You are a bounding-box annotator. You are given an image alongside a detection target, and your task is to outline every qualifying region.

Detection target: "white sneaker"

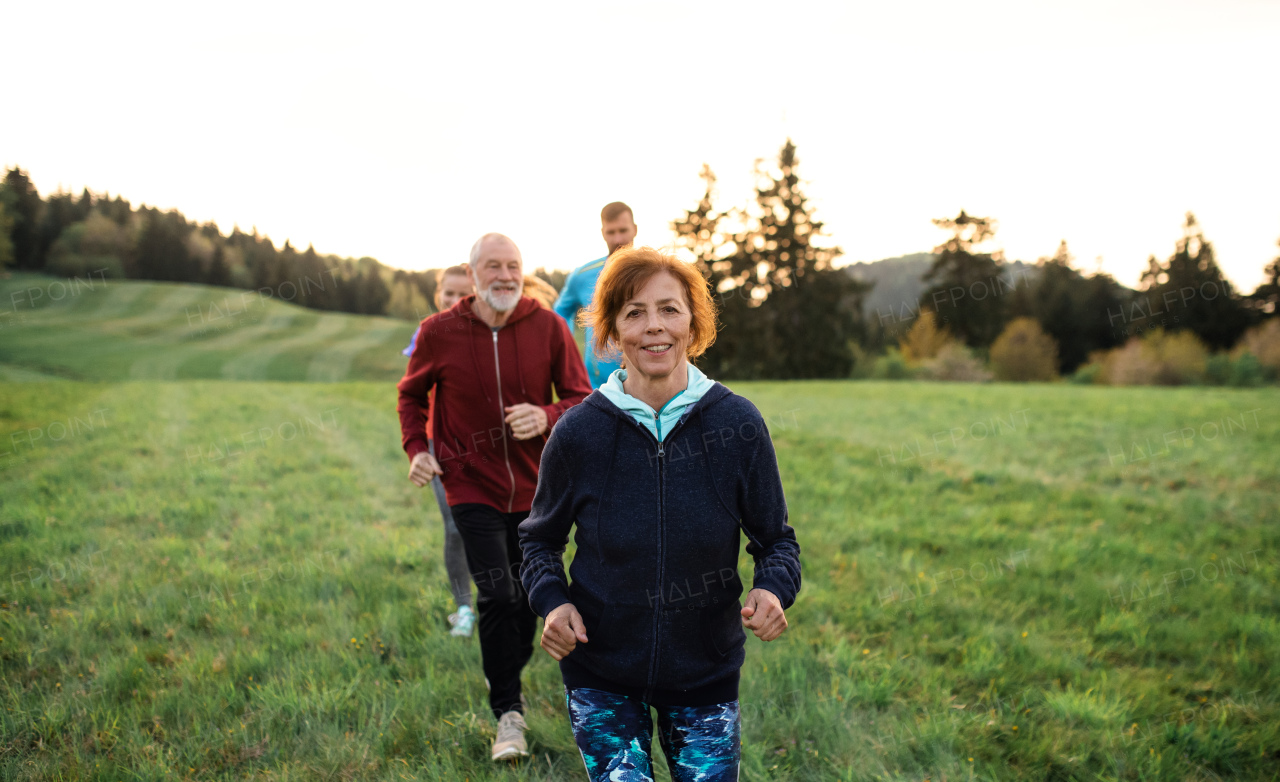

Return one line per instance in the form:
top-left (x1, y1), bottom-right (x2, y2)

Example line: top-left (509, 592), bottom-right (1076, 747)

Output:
top-left (448, 605), bottom-right (476, 637)
top-left (492, 710), bottom-right (528, 761)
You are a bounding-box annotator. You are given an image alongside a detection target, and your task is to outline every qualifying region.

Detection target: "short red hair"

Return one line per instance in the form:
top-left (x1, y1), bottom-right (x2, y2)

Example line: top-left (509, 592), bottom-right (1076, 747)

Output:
top-left (583, 246), bottom-right (717, 363)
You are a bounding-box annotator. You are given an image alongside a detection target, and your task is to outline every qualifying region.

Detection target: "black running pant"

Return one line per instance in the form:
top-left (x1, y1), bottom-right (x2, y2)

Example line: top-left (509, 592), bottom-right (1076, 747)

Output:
top-left (449, 502), bottom-right (537, 718)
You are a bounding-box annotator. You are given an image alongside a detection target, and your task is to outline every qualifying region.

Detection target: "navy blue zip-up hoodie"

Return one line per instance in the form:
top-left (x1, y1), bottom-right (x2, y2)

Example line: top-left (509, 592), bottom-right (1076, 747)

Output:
top-left (518, 381), bottom-right (801, 703)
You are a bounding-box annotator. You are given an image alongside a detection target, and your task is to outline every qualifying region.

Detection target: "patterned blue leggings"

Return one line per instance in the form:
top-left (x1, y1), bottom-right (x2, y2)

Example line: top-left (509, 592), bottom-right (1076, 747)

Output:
top-left (565, 687), bottom-right (741, 782)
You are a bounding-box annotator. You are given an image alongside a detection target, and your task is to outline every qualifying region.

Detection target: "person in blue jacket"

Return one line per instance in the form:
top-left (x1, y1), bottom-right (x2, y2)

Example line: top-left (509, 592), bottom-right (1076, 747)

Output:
top-left (520, 246), bottom-right (801, 781)
top-left (553, 201), bottom-right (639, 388)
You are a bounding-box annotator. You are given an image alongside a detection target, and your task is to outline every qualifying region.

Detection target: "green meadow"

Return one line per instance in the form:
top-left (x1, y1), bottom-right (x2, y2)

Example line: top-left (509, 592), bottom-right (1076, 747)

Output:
top-left (1, 276), bottom-right (1278, 780)
top-left (0, 273), bottom-right (414, 382)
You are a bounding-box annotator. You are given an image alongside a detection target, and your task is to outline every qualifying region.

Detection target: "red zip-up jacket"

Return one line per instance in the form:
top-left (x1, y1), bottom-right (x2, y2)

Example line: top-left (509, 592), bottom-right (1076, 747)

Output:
top-left (397, 294), bottom-right (592, 512)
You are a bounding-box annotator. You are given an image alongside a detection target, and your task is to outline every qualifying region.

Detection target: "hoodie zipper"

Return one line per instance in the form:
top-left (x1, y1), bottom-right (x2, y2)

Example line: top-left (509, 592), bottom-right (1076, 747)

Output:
top-left (606, 395), bottom-right (716, 701)
top-left (644, 391), bottom-right (685, 696)
top-left (622, 414), bottom-right (682, 702)
top-left (645, 421), bottom-right (664, 703)
top-left (492, 328), bottom-right (516, 513)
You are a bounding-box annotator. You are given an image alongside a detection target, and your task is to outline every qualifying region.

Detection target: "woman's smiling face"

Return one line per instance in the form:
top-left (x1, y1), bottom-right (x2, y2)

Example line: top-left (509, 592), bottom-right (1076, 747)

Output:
top-left (616, 271), bottom-right (691, 382)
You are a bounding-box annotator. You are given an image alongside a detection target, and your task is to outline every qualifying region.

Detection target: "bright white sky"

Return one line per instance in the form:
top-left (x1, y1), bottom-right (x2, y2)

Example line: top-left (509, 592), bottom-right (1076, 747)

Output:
top-left (4, 0), bottom-right (1278, 290)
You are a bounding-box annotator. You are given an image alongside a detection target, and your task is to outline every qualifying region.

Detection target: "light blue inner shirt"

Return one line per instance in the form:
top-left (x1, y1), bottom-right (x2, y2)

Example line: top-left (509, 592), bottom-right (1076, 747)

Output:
top-left (598, 363), bottom-right (715, 442)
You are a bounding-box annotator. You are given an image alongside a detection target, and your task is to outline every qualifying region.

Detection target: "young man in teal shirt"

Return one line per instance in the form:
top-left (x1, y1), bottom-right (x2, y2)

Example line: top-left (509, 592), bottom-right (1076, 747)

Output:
top-left (553, 202), bottom-right (638, 388)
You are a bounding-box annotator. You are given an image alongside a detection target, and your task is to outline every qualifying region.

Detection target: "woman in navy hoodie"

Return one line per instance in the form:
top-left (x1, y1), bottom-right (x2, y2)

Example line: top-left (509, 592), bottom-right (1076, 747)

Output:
top-left (520, 247), bottom-right (801, 781)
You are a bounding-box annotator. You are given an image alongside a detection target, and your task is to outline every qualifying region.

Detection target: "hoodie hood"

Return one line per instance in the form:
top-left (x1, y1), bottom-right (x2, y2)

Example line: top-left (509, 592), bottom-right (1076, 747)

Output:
top-left (597, 362), bottom-right (719, 442)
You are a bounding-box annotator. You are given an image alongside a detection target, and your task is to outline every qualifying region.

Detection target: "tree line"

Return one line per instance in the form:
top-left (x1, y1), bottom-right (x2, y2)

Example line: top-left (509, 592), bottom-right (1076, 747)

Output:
top-left (672, 141), bottom-right (1279, 379)
top-left (5, 151), bottom-right (1278, 381)
top-left (0, 167), bottom-right (566, 322)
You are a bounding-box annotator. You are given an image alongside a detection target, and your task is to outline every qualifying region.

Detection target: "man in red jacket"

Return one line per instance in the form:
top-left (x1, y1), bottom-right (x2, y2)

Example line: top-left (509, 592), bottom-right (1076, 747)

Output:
top-left (397, 232), bottom-right (592, 761)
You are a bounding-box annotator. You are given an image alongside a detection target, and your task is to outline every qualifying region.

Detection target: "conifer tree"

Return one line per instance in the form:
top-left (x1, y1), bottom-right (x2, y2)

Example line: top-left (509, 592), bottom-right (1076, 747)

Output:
top-left (674, 142), bottom-right (867, 378)
top-left (207, 245), bottom-right (232, 287)
top-left (1, 168), bottom-right (43, 270)
top-left (1246, 237), bottom-right (1279, 317)
top-left (1139, 213), bottom-right (1250, 350)
top-left (920, 210), bottom-right (1007, 348)
top-left (0, 202), bottom-right (14, 269)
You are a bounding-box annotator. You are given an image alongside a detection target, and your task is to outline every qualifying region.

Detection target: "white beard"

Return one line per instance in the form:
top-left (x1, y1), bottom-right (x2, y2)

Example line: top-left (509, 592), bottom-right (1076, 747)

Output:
top-left (480, 282), bottom-right (522, 312)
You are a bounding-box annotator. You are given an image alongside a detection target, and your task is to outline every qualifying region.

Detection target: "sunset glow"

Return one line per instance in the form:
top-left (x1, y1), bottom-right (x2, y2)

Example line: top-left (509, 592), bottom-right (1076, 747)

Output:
top-left (5, 0), bottom-right (1278, 289)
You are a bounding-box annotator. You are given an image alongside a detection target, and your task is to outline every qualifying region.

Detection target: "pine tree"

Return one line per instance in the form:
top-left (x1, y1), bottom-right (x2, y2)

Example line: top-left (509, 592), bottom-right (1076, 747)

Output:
top-left (749, 140), bottom-right (866, 378)
top-left (1, 168), bottom-right (43, 270)
top-left (38, 191), bottom-right (85, 268)
top-left (76, 188), bottom-right (94, 221)
top-left (673, 165), bottom-right (725, 271)
top-left (1011, 242), bottom-right (1089, 372)
top-left (132, 208), bottom-right (195, 282)
top-left (0, 202), bottom-right (14, 268)
top-left (671, 164), bottom-right (748, 377)
top-left (297, 244), bottom-right (338, 310)
top-left (207, 245), bottom-right (232, 287)
top-left (1082, 270), bottom-right (1132, 351)
top-left (674, 142), bottom-right (867, 379)
top-left (1247, 237), bottom-right (1279, 317)
top-left (920, 210), bottom-right (1008, 348)
top-left (1139, 213), bottom-right (1250, 350)
top-left (246, 231), bottom-right (282, 291)
top-left (356, 263), bottom-right (391, 315)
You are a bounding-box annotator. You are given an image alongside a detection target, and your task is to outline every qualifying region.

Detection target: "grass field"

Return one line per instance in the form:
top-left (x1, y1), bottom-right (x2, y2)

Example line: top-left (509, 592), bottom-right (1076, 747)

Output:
top-left (2, 377), bottom-right (1277, 781)
top-left (1, 275), bottom-right (1278, 780)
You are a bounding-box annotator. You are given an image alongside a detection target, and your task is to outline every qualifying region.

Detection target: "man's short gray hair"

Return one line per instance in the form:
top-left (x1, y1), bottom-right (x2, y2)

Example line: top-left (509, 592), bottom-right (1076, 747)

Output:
top-left (469, 233), bottom-right (520, 267)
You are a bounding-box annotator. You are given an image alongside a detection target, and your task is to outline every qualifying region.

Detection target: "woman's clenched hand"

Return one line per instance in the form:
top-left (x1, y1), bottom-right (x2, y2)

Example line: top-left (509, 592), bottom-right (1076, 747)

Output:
top-left (741, 588), bottom-right (788, 641)
top-left (541, 603), bottom-right (589, 660)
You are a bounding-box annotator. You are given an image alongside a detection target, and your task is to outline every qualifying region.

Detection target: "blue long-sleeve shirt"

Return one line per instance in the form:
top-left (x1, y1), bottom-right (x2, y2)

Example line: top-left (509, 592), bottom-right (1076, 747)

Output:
top-left (553, 256), bottom-right (622, 388)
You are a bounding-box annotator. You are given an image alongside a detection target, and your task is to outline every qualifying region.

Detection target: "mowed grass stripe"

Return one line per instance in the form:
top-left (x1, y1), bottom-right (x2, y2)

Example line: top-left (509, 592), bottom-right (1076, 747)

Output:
top-left (125, 308), bottom-right (305, 381)
top-left (55, 277), bottom-right (147, 322)
top-left (219, 314), bottom-right (350, 380)
top-left (97, 284), bottom-right (212, 337)
top-left (0, 363), bottom-right (68, 382)
top-left (187, 310), bottom-right (302, 351)
top-left (0, 275), bottom-right (419, 382)
top-left (305, 324), bottom-right (406, 382)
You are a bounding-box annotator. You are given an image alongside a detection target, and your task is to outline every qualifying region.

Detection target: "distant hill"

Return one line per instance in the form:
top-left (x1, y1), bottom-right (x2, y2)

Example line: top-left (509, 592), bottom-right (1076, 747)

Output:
top-left (844, 253), bottom-right (1039, 322)
top-left (0, 273), bottom-right (417, 382)
top-left (844, 253), bottom-right (937, 323)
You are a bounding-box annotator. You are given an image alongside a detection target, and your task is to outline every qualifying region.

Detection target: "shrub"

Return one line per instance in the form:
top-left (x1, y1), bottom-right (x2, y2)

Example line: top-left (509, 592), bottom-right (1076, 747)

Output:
top-left (872, 347), bottom-right (914, 380)
top-left (1235, 319), bottom-right (1280, 378)
top-left (1101, 339), bottom-right (1158, 385)
top-left (44, 212), bottom-right (128, 279)
top-left (1099, 328), bottom-right (1208, 385)
top-left (44, 250), bottom-right (125, 280)
top-left (919, 343), bottom-right (992, 382)
top-left (1069, 363), bottom-right (1102, 385)
top-left (1152, 329), bottom-right (1209, 384)
top-left (848, 342), bottom-right (871, 379)
top-left (1206, 353), bottom-right (1232, 385)
top-left (1231, 352), bottom-right (1266, 386)
top-left (989, 317), bottom-right (1059, 382)
top-left (899, 310), bottom-right (952, 363)
top-left (1209, 351), bottom-right (1266, 387)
